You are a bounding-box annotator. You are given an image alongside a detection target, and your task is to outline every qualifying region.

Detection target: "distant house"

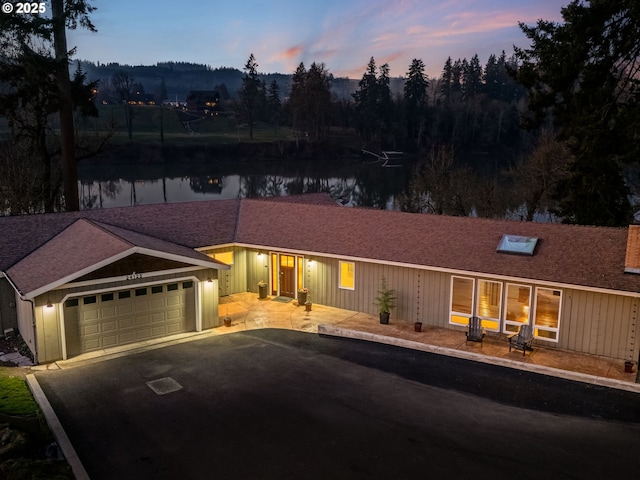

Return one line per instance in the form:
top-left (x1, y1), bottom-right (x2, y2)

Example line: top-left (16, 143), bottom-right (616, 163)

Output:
top-left (1, 194), bottom-right (639, 365)
top-left (186, 90), bottom-right (220, 114)
top-left (130, 91), bottom-right (155, 105)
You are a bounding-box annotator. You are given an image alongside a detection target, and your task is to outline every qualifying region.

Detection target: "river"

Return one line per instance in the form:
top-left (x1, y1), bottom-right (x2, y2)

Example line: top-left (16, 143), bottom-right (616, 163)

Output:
top-left (77, 160), bottom-right (413, 210)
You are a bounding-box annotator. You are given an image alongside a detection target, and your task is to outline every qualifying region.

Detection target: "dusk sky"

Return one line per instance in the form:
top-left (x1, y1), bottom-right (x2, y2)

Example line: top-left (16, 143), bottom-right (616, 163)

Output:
top-left (67, 0), bottom-right (568, 79)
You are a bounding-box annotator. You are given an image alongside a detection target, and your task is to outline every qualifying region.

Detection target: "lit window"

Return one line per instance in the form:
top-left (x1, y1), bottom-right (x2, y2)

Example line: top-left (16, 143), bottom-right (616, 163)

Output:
top-left (533, 288), bottom-right (561, 341)
top-left (450, 276), bottom-right (474, 325)
top-left (210, 251), bottom-right (233, 265)
top-left (476, 280), bottom-right (502, 331)
top-left (339, 261), bottom-right (355, 290)
top-left (504, 284), bottom-right (531, 333)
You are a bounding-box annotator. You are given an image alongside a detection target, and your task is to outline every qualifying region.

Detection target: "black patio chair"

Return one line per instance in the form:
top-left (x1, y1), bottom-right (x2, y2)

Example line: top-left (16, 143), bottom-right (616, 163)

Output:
top-left (465, 316), bottom-right (485, 344)
top-left (508, 324), bottom-right (534, 356)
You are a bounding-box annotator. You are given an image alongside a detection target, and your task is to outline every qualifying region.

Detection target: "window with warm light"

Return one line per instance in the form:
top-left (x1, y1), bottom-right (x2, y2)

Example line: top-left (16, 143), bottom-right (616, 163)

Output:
top-left (476, 280), bottom-right (502, 331)
top-left (297, 257), bottom-right (304, 291)
top-left (504, 284), bottom-right (531, 333)
top-left (450, 276), bottom-right (474, 325)
top-left (339, 261), bottom-right (355, 290)
top-left (209, 251), bottom-right (233, 265)
top-left (533, 288), bottom-right (561, 341)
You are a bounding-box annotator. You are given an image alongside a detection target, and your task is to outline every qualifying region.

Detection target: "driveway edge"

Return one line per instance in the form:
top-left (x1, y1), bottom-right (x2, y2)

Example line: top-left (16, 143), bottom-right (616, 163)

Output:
top-left (26, 374), bottom-right (90, 480)
top-left (318, 324), bottom-right (640, 395)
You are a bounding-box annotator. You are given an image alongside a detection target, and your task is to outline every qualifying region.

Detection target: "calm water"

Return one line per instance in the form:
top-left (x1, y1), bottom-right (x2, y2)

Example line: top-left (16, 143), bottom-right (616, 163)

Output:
top-left (77, 161), bottom-right (412, 210)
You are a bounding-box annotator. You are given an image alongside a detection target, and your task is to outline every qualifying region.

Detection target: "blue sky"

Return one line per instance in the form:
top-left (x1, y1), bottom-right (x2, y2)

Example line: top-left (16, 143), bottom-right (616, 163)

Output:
top-left (67, 0), bottom-right (568, 78)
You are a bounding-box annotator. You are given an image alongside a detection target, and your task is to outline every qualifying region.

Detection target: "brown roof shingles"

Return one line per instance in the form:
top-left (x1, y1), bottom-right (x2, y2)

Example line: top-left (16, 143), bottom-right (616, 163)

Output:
top-left (236, 199), bottom-right (639, 293)
top-left (6, 219), bottom-right (133, 296)
top-left (1, 194), bottom-right (639, 296)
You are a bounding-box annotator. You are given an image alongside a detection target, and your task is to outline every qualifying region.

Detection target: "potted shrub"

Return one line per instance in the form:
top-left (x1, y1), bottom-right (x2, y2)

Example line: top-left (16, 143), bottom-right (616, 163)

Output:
top-left (298, 287), bottom-right (309, 306)
top-left (374, 276), bottom-right (396, 324)
top-left (258, 280), bottom-right (268, 299)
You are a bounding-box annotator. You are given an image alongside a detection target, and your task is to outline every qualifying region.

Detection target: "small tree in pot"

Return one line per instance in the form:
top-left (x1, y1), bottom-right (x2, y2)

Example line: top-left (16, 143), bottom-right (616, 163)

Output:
top-left (374, 276), bottom-right (396, 324)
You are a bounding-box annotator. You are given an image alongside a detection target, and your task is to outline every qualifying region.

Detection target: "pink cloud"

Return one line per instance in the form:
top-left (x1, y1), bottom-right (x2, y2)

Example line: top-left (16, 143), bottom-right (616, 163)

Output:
top-left (279, 45), bottom-right (305, 60)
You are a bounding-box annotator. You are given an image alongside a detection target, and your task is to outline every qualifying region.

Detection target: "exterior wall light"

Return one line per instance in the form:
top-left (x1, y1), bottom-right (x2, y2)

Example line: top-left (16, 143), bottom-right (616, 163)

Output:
top-left (46, 301), bottom-right (53, 308)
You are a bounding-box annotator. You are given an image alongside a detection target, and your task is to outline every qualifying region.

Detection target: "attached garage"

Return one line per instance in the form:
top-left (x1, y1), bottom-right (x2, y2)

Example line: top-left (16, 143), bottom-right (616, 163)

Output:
top-left (64, 281), bottom-right (196, 357)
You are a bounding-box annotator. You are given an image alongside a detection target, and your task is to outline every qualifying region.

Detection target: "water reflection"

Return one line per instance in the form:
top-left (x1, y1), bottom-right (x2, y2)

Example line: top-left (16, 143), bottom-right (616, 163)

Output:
top-left (77, 163), bottom-right (411, 210)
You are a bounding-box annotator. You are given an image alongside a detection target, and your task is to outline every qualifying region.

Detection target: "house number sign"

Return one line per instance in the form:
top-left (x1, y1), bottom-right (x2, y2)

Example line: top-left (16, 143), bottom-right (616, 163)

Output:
top-left (126, 271), bottom-right (143, 280)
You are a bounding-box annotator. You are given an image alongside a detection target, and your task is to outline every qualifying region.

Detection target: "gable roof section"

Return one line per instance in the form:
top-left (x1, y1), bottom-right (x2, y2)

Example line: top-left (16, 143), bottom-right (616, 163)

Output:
top-left (5, 218), bottom-right (228, 299)
top-left (0, 199), bottom-right (241, 272)
top-left (235, 199), bottom-right (639, 293)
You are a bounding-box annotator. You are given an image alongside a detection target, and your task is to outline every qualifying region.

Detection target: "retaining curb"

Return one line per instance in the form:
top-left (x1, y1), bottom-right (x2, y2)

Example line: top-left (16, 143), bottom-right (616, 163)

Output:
top-left (26, 374), bottom-right (90, 480)
top-left (317, 324), bottom-right (640, 395)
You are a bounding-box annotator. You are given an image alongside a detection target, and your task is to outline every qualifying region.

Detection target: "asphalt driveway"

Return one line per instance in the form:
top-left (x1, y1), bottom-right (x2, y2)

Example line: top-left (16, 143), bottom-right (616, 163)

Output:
top-left (34, 330), bottom-right (640, 479)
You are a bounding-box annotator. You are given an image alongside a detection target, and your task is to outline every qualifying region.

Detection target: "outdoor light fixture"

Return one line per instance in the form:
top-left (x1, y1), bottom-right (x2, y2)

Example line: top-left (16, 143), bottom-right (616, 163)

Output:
top-left (46, 301), bottom-right (53, 308)
top-left (207, 277), bottom-right (213, 283)
top-left (257, 252), bottom-right (263, 257)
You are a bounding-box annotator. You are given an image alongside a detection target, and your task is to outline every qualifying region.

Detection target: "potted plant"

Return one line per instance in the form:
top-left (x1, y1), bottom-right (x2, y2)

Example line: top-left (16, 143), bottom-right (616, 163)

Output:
top-left (258, 280), bottom-right (268, 299)
top-left (625, 360), bottom-right (635, 373)
top-left (374, 276), bottom-right (396, 324)
top-left (298, 287), bottom-right (309, 306)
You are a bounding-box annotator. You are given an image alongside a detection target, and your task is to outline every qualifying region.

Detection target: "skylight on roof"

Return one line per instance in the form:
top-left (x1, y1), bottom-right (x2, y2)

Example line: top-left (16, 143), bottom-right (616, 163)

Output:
top-left (497, 234), bottom-right (539, 256)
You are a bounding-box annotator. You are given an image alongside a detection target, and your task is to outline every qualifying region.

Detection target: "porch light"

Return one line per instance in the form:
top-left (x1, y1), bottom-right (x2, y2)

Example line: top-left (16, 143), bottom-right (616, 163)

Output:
top-left (46, 301), bottom-right (53, 308)
top-left (207, 277), bottom-right (213, 283)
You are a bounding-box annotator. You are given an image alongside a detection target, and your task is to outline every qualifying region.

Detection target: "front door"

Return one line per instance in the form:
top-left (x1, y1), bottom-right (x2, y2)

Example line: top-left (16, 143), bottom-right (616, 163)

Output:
top-left (279, 254), bottom-right (296, 298)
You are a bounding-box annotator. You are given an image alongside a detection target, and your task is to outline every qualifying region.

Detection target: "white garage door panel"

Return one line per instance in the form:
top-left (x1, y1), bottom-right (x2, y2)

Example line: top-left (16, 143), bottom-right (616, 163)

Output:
top-left (65, 281), bottom-right (196, 356)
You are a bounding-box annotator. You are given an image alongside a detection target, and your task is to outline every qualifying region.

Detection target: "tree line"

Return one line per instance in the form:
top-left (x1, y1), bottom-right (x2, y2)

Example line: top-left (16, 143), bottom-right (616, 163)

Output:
top-left (1, 0), bottom-right (639, 227)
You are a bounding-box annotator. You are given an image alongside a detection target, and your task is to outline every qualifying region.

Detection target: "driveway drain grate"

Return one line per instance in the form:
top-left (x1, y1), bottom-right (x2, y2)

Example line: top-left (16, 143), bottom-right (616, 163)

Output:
top-left (146, 377), bottom-right (183, 395)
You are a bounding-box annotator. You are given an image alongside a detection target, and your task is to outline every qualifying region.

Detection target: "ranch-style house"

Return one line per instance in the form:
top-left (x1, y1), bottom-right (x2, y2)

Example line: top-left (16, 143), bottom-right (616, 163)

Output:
top-left (1, 194), bottom-right (639, 366)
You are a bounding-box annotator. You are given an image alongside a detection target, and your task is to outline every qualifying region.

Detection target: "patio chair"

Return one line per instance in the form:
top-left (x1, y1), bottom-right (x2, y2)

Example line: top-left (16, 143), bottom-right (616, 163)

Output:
top-left (508, 324), bottom-right (534, 356)
top-left (465, 316), bottom-right (485, 344)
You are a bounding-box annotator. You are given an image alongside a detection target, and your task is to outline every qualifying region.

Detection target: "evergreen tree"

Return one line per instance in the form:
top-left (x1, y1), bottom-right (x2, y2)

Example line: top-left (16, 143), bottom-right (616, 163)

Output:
top-left (239, 53), bottom-right (261, 140)
top-left (0, 0), bottom-right (97, 212)
top-left (513, 0), bottom-right (639, 225)
top-left (404, 58), bottom-right (429, 145)
top-left (462, 54), bottom-right (482, 99)
top-left (267, 79), bottom-right (281, 133)
top-left (352, 57), bottom-right (392, 143)
top-left (440, 57), bottom-right (453, 104)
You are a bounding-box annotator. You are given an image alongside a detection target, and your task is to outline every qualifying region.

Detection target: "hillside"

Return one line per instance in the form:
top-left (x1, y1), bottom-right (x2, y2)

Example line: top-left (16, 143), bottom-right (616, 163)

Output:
top-left (79, 60), bottom-right (368, 103)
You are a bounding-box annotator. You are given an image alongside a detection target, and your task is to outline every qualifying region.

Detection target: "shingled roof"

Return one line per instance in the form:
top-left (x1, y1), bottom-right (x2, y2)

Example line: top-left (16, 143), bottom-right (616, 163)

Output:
top-left (5, 218), bottom-right (228, 298)
top-left (1, 194), bottom-right (639, 296)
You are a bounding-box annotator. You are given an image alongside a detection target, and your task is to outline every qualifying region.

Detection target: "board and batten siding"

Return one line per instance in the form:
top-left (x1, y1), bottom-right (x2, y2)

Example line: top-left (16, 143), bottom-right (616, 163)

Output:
top-left (303, 254), bottom-right (639, 361)
top-left (202, 246), bottom-right (247, 296)
top-left (559, 288), bottom-right (639, 361)
top-left (300, 257), bottom-right (451, 326)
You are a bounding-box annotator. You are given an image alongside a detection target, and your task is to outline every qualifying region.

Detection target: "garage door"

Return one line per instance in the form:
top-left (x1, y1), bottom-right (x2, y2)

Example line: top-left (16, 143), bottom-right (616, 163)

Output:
top-left (64, 281), bottom-right (196, 357)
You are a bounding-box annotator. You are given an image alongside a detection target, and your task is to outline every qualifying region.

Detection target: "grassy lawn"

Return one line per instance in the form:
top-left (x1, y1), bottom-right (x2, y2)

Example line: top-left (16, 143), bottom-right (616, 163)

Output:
top-left (90, 105), bottom-right (297, 145)
top-left (0, 367), bottom-right (73, 479)
top-left (0, 373), bottom-right (39, 416)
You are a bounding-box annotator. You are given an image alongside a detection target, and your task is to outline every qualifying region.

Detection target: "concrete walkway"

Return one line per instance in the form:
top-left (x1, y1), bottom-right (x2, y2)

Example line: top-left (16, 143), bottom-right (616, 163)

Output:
top-left (45, 292), bottom-right (640, 393)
